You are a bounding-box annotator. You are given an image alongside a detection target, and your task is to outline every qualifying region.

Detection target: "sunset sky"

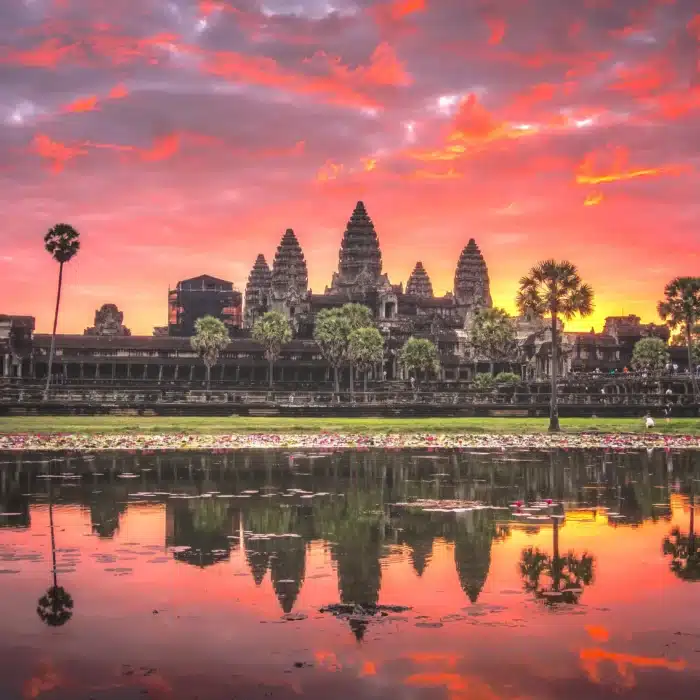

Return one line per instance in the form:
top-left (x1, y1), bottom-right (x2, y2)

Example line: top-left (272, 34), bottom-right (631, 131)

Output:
top-left (2, 0), bottom-right (699, 334)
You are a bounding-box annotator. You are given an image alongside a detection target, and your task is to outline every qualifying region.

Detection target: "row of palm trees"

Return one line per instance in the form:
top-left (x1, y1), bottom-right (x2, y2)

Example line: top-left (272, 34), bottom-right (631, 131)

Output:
top-left (41, 224), bottom-right (700, 430)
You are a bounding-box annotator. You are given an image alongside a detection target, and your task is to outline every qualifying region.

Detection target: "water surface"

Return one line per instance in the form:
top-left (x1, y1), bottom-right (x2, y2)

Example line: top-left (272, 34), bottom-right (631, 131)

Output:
top-left (1, 449), bottom-right (699, 699)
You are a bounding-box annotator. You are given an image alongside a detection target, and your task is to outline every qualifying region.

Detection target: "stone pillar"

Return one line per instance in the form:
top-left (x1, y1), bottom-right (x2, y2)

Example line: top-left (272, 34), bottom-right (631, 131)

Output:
top-left (79, 363), bottom-right (84, 380)
top-left (30, 357), bottom-right (36, 379)
top-left (158, 365), bottom-right (164, 382)
top-left (174, 365), bottom-right (179, 381)
top-left (235, 365), bottom-right (240, 383)
top-left (16, 360), bottom-right (22, 379)
top-left (126, 363), bottom-right (131, 379)
top-left (2, 354), bottom-right (9, 377)
top-left (143, 365), bottom-right (148, 380)
top-left (112, 363), bottom-right (116, 380)
top-left (95, 364), bottom-right (100, 380)
top-left (189, 365), bottom-right (194, 381)
top-left (63, 363), bottom-right (68, 382)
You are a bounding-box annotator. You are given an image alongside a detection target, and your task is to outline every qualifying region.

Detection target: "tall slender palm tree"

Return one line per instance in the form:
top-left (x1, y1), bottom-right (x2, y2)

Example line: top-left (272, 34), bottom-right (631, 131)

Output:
top-left (43, 224), bottom-right (80, 396)
top-left (37, 479), bottom-right (74, 627)
top-left (516, 260), bottom-right (594, 432)
top-left (657, 277), bottom-right (700, 400)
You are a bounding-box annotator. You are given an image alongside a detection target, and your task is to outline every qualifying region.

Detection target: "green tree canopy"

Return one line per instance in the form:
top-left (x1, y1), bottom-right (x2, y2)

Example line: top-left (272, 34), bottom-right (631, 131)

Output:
top-left (494, 371), bottom-right (520, 384)
top-left (191, 315), bottom-right (230, 390)
top-left (348, 327), bottom-right (385, 397)
top-left (468, 307), bottom-right (518, 373)
top-left (341, 303), bottom-right (374, 398)
top-left (516, 260), bottom-right (594, 432)
top-left (342, 303), bottom-right (373, 332)
top-left (399, 337), bottom-right (440, 383)
top-left (631, 337), bottom-right (670, 373)
top-left (252, 311), bottom-right (292, 388)
top-left (314, 308), bottom-right (352, 394)
top-left (472, 372), bottom-right (495, 391)
top-left (658, 277), bottom-right (700, 396)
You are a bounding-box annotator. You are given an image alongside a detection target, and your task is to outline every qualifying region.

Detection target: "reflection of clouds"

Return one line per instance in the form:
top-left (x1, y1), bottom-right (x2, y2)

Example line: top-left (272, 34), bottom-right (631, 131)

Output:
top-left (579, 647), bottom-right (687, 688)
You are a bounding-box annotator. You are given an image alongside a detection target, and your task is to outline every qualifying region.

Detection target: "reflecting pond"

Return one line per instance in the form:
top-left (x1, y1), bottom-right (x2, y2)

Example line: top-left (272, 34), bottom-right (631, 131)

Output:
top-left (1, 448), bottom-right (699, 699)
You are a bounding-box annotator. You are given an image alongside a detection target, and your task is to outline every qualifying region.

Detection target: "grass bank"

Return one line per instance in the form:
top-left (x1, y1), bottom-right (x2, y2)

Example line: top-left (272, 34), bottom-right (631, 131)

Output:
top-left (0, 416), bottom-right (697, 435)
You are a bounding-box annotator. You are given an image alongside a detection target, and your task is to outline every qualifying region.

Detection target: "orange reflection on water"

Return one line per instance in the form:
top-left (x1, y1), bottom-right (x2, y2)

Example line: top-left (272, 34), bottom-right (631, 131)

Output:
top-left (584, 624), bottom-right (610, 643)
top-left (580, 647), bottom-right (687, 688)
top-left (404, 672), bottom-right (502, 700)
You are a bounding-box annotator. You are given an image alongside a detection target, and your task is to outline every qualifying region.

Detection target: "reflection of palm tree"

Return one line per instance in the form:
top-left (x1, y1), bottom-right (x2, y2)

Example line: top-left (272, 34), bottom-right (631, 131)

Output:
top-left (663, 489), bottom-right (700, 582)
top-left (519, 518), bottom-right (595, 605)
top-left (37, 480), bottom-right (74, 627)
top-left (454, 510), bottom-right (495, 603)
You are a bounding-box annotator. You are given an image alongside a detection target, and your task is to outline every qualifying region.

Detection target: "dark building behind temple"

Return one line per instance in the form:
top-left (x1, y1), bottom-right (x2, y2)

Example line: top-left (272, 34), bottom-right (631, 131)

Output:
top-left (168, 275), bottom-right (242, 337)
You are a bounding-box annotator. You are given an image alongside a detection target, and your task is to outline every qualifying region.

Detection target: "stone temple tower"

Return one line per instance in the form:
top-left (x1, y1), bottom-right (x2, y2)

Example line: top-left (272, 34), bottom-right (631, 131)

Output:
top-left (243, 254), bottom-right (272, 328)
top-left (328, 201), bottom-right (383, 295)
top-left (405, 261), bottom-right (434, 299)
top-left (270, 228), bottom-right (309, 320)
top-left (453, 239), bottom-right (492, 317)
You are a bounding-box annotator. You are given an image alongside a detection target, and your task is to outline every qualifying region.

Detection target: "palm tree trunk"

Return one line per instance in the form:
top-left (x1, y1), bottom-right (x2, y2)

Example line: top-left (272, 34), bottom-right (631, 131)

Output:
top-left (364, 371), bottom-right (368, 402)
top-left (48, 481), bottom-right (57, 589)
top-left (686, 324), bottom-right (699, 400)
top-left (349, 365), bottom-right (354, 401)
top-left (206, 364), bottom-right (211, 391)
top-left (44, 261), bottom-right (64, 397)
top-left (549, 313), bottom-right (560, 431)
top-left (333, 366), bottom-right (340, 397)
top-left (489, 361), bottom-right (494, 375)
top-left (268, 359), bottom-right (273, 388)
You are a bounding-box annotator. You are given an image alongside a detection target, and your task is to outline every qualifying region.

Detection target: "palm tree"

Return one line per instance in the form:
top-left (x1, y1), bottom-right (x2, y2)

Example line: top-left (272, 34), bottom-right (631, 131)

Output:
top-left (468, 307), bottom-right (518, 375)
top-left (37, 479), bottom-right (74, 627)
top-left (341, 303), bottom-right (373, 398)
top-left (348, 327), bottom-right (384, 400)
top-left (658, 277), bottom-right (700, 399)
top-left (251, 311), bottom-right (292, 388)
top-left (43, 223), bottom-right (80, 396)
top-left (190, 315), bottom-right (230, 391)
top-left (516, 260), bottom-right (594, 431)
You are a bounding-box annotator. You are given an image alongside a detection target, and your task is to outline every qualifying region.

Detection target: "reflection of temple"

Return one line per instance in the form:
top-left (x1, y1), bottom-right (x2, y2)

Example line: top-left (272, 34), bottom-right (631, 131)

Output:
top-left (165, 498), bottom-right (233, 568)
top-left (88, 489), bottom-right (128, 538)
top-left (453, 511), bottom-right (496, 604)
top-left (8, 447), bottom-right (694, 633)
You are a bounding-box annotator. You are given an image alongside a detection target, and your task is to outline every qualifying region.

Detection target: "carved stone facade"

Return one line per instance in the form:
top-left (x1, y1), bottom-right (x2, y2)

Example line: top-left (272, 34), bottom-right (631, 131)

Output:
top-left (84, 304), bottom-right (131, 337)
top-left (244, 254), bottom-right (272, 328)
top-left (269, 229), bottom-right (309, 324)
top-left (405, 262), bottom-right (434, 299)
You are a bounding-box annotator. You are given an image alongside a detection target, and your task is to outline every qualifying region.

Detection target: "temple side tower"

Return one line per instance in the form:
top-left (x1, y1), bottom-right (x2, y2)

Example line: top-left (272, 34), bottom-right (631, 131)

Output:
top-left (405, 262), bottom-right (434, 298)
top-left (243, 254), bottom-right (272, 328)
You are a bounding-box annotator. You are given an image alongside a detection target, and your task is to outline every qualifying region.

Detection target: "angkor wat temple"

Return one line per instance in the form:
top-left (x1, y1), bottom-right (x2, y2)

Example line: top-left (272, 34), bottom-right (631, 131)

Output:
top-left (244, 201), bottom-right (492, 338)
top-left (0, 201), bottom-right (678, 385)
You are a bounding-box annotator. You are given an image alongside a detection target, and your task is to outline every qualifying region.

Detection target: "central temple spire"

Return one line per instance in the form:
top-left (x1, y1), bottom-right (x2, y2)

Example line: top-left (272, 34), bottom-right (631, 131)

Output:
top-left (334, 201), bottom-right (383, 286)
